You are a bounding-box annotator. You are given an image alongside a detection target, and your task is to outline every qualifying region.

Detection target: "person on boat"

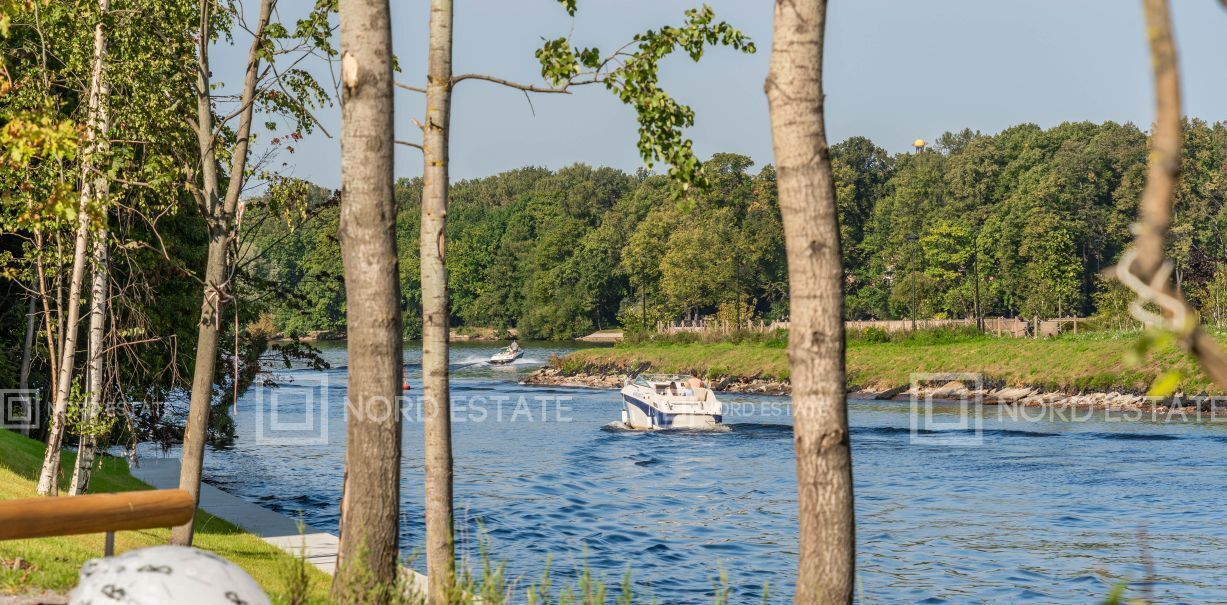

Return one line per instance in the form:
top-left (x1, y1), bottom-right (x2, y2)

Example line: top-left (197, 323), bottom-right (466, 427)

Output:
top-left (686, 376), bottom-right (705, 400)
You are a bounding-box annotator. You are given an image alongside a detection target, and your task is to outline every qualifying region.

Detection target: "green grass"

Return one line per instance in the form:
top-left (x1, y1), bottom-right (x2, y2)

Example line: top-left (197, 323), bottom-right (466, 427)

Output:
top-left (562, 340), bottom-right (791, 382)
top-left (559, 329), bottom-right (1220, 395)
top-left (0, 429), bottom-right (332, 603)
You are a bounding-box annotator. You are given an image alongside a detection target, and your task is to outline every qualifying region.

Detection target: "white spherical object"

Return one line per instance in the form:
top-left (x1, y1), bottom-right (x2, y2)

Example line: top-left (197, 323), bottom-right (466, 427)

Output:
top-left (69, 545), bottom-right (271, 605)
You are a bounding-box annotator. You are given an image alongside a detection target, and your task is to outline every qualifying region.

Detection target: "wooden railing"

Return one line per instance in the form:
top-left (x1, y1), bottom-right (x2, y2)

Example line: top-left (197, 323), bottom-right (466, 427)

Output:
top-left (0, 489), bottom-right (194, 547)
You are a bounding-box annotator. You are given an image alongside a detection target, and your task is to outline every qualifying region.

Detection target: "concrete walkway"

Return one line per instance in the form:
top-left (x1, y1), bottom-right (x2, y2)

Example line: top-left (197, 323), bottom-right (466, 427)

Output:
top-left (576, 329), bottom-right (623, 343)
top-left (130, 458), bottom-right (427, 592)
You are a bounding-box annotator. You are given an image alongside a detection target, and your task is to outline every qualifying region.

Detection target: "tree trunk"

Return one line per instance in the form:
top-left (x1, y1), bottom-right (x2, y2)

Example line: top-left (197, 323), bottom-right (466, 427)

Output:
top-left (171, 0), bottom-right (276, 546)
top-left (34, 231), bottom-right (58, 441)
top-left (330, 0), bottom-right (402, 599)
top-left (17, 294), bottom-right (36, 435)
top-left (55, 236), bottom-right (64, 366)
top-left (1113, 0), bottom-right (1227, 391)
top-left (69, 217), bottom-right (109, 496)
top-left (37, 0), bottom-right (110, 497)
top-left (70, 43), bottom-right (113, 495)
top-left (34, 232), bottom-right (57, 389)
top-left (765, 0), bottom-right (855, 603)
top-left (421, 1), bottom-right (456, 601)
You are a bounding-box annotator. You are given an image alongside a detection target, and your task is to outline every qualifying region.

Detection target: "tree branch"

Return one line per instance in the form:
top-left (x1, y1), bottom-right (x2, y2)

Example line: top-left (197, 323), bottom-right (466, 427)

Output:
top-left (396, 81), bottom-right (426, 94)
top-left (396, 139), bottom-right (424, 151)
top-left (1114, 0), bottom-right (1227, 391)
top-left (450, 72), bottom-right (602, 93)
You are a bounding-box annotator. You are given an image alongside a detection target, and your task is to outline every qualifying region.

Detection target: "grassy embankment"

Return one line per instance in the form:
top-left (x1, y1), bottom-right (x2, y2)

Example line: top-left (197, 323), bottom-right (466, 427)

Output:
top-left (556, 329), bottom-right (1221, 394)
top-left (0, 428), bottom-right (331, 602)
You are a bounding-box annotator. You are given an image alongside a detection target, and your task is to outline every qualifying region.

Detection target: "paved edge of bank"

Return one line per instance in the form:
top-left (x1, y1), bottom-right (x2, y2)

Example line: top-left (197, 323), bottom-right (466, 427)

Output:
top-left (129, 458), bottom-right (429, 594)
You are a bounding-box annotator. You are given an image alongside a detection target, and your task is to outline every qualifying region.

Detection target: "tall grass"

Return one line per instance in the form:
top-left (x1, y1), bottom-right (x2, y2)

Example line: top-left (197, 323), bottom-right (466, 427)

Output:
top-left (282, 538), bottom-right (754, 605)
top-left (619, 328), bottom-right (788, 348)
top-left (846, 325), bottom-right (989, 345)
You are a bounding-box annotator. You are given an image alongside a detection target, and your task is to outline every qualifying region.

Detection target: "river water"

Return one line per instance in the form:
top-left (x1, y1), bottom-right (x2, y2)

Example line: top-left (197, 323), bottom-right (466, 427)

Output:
top-left (158, 342), bottom-right (1227, 604)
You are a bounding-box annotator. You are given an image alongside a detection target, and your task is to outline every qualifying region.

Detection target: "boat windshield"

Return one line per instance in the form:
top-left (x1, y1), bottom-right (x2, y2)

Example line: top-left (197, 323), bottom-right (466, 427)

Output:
top-left (632, 373), bottom-right (696, 389)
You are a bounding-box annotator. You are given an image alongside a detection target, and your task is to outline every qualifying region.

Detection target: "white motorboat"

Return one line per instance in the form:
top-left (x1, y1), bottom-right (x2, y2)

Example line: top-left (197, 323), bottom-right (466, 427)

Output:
top-left (620, 374), bottom-right (723, 430)
top-left (489, 342), bottom-right (524, 365)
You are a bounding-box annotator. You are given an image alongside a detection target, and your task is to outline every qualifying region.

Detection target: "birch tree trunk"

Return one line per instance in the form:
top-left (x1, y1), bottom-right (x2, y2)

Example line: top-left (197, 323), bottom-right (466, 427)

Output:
top-left (765, 0), bottom-right (855, 602)
top-left (330, 0), bottom-right (402, 599)
top-left (37, 0), bottom-right (110, 496)
top-left (69, 216), bottom-right (109, 495)
top-left (421, 0), bottom-right (456, 601)
top-left (70, 48), bottom-right (113, 495)
top-left (171, 0), bottom-right (276, 546)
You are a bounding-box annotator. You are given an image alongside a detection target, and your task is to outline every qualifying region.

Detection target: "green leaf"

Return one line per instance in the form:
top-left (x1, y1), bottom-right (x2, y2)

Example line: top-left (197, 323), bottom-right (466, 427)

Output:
top-left (1148, 369), bottom-right (1182, 398)
top-left (1099, 580), bottom-right (1127, 605)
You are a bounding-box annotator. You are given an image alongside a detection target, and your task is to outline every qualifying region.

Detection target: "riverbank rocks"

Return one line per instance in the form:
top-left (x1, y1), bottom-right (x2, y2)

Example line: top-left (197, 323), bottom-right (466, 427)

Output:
top-left (527, 365), bottom-right (1185, 415)
top-left (871, 384), bottom-right (910, 400)
top-left (521, 367), bottom-right (627, 389)
top-left (955, 388), bottom-right (1153, 412)
top-left (719, 378), bottom-right (789, 395)
top-left (521, 367), bottom-right (790, 394)
top-left (986, 387), bottom-right (1035, 403)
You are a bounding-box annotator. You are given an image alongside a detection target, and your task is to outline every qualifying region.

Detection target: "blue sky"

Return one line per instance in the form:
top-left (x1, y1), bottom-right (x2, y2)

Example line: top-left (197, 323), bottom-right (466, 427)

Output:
top-left (224, 0), bottom-right (1227, 189)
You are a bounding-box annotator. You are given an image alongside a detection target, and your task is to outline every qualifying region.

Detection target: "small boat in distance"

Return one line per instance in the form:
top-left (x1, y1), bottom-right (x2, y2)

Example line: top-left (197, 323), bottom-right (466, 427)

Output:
top-left (620, 374), bottom-right (723, 430)
top-left (489, 341), bottom-right (524, 365)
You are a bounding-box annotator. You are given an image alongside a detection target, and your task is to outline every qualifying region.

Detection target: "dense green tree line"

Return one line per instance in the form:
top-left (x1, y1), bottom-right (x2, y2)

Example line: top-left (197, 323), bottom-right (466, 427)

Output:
top-left (848, 120), bottom-right (1227, 322)
top-left (253, 119), bottom-right (1227, 340)
top-left (248, 156), bottom-right (790, 340)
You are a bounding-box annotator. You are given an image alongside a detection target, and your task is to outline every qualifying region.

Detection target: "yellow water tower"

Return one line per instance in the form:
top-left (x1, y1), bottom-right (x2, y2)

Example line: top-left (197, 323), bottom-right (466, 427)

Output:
top-left (913, 139), bottom-right (926, 151)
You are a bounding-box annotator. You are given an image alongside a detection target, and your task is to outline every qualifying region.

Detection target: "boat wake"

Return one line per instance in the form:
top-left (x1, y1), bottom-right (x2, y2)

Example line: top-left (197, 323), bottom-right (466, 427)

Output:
top-left (601, 421), bottom-right (638, 432)
top-left (600, 421), bottom-right (731, 434)
top-left (451, 354), bottom-right (544, 367)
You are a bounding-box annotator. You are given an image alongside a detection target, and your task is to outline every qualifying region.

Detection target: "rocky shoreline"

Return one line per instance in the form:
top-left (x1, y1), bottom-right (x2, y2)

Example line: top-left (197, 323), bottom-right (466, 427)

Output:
top-left (522, 367), bottom-right (1218, 414)
top-left (522, 366), bottom-right (792, 394)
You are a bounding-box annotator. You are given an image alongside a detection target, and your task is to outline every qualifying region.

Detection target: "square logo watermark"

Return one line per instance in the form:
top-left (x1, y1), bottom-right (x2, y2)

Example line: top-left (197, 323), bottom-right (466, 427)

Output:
top-left (254, 382), bottom-right (330, 445)
top-left (909, 372), bottom-right (983, 446)
top-left (1, 389), bottom-right (39, 431)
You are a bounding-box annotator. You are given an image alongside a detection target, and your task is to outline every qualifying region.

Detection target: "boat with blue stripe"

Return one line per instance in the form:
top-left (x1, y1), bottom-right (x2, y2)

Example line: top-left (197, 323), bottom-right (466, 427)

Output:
top-left (620, 374), bottom-right (723, 430)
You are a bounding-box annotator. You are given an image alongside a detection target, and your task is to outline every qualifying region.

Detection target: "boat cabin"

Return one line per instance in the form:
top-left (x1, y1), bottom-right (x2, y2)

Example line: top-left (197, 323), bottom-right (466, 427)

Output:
top-left (632, 374), bottom-right (712, 402)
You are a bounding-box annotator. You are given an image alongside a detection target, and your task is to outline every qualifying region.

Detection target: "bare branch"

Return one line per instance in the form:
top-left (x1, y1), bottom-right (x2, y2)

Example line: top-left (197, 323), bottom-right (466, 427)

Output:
top-left (450, 72), bottom-right (596, 93)
top-left (396, 139), bottom-right (424, 151)
top-left (522, 90), bottom-right (536, 117)
top-left (396, 81), bottom-right (426, 94)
